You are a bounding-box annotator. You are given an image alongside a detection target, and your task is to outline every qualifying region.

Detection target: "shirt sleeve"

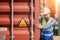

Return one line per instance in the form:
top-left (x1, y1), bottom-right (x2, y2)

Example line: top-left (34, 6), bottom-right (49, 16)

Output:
top-left (43, 19), bottom-right (56, 29)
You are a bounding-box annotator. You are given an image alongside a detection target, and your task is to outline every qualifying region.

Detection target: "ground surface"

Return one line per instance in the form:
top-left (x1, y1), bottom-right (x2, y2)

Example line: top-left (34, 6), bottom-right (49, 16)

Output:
top-left (54, 36), bottom-right (60, 40)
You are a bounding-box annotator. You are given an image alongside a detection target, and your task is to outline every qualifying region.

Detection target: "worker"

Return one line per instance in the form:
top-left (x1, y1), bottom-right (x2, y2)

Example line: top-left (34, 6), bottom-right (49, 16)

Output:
top-left (38, 7), bottom-right (56, 40)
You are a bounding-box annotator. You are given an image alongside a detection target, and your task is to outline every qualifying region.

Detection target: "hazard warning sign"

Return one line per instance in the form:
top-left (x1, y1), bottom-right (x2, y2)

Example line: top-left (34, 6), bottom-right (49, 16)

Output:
top-left (19, 18), bottom-right (27, 27)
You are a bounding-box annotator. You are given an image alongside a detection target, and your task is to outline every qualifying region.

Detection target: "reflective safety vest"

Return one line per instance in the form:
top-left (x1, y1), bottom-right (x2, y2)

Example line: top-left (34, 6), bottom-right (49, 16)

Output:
top-left (42, 18), bottom-right (46, 27)
top-left (41, 18), bottom-right (54, 36)
top-left (42, 18), bottom-right (54, 31)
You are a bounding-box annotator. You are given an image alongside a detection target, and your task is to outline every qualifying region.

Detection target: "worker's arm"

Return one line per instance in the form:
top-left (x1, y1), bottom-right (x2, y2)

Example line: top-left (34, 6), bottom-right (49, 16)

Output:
top-left (43, 19), bottom-right (56, 29)
top-left (37, 16), bottom-right (43, 29)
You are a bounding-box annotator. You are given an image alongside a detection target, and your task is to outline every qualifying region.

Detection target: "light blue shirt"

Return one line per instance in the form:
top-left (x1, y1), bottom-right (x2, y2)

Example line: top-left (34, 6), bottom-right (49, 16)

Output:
top-left (43, 19), bottom-right (56, 29)
top-left (39, 17), bottom-right (56, 37)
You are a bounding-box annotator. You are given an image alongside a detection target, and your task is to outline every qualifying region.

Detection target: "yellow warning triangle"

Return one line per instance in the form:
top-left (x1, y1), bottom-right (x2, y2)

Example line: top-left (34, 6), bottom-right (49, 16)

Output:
top-left (19, 18), bottom-right (27, 27)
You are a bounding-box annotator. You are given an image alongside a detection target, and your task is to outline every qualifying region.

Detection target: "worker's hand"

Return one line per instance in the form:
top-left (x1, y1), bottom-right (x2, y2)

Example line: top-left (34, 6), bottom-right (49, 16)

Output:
top-left (36, 24), bottom-right (43, 29)
top-left (39, 24), bottom-right (43, 29)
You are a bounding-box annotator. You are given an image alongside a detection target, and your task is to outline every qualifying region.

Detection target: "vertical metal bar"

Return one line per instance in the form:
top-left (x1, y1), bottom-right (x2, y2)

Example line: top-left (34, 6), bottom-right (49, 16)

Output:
top-left (40, 0), bottom-right (46, 13)
top-left (55, 0), bottom-right (58, 35)
top-left (43, 0), bottom-right (46, 6)
top-left (55, 0), bottom-right (58, 18)
top-left (55, 0), bottom-right (60, 36)
top-left (31, 0), bottom-right (34, 40)
top-left (40, 0), bottom-right (44, 13)
top-left (11, 0), bottom-right (14, 40)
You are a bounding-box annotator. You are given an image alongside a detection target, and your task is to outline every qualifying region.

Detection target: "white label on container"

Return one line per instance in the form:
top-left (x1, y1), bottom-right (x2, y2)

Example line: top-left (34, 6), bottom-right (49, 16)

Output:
top-left (0, 27), bottom-right (7, 31)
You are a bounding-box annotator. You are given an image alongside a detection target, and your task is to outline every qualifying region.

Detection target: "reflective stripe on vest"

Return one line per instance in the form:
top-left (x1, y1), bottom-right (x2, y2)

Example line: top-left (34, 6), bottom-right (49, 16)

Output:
top-left (41, 32), bottom-right (53, 36)
top-left (45, 28), bottom-right (53, 31)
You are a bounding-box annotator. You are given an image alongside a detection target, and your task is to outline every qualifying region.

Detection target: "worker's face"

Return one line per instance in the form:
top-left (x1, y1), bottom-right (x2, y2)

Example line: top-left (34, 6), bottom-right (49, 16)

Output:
top-left (40, 13), bottom-right (44, 18)
top-left (44, 13), bottom-right (50, 19)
